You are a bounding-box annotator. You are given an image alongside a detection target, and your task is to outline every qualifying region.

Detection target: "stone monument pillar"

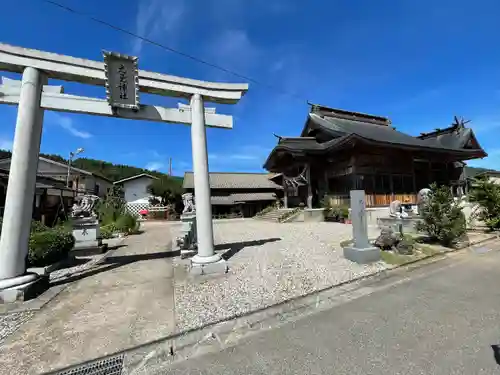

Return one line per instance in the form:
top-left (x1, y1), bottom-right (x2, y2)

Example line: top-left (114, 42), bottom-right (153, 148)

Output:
top-left (343, 190), bottom-right (380, 264)
top-left (0, 67), bottom-right (47, 300)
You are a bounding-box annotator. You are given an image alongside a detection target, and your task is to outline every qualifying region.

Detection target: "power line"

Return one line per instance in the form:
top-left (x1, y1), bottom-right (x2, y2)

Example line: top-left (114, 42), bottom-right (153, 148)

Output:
top-left (41, 0), bottom-right (308, 104)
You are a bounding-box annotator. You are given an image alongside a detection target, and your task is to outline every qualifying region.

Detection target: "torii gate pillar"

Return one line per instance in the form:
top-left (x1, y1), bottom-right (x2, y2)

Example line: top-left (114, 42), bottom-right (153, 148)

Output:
top-left (0, 67), bottom-right (45, 295)
top-left (189, 93), bottom-right (225, 271)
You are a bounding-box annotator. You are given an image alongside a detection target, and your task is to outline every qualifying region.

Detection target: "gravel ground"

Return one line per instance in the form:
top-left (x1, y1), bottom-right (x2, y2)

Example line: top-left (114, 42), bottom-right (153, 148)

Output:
top-left (174, 220), bottom-right (388, 332)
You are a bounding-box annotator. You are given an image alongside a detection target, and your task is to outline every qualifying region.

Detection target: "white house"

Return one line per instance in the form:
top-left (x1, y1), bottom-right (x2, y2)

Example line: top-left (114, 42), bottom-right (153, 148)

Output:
top-left (0, 156), bottom-right (112, 197)
top-left (114, 173), bottom-right (158, 203)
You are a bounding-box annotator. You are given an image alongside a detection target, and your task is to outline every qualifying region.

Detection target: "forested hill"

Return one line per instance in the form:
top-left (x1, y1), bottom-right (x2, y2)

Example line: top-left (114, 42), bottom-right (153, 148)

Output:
top-left (0, 149), bottom-right (183, 184)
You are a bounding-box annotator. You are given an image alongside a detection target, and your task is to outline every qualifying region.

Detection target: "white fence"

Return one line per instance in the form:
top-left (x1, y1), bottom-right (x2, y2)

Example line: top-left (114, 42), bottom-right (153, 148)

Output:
top-left (125, 202), bottom-right (150, 217)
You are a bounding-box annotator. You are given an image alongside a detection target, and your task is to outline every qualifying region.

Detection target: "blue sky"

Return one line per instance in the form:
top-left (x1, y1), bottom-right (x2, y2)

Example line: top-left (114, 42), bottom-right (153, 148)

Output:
top-left (1, 0), bottom-right (500, 175)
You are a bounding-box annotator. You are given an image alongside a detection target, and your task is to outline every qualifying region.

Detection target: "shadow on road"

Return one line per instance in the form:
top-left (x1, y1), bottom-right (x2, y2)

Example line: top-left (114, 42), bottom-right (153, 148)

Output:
top-left (215, 238), bottom-right (282, 260)
top-left (491, 345), bottom-right (500, 366)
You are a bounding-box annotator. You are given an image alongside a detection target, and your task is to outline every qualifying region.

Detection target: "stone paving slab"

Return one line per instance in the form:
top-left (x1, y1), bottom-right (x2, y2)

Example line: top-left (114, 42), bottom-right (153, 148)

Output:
top-left (0, 223), bottom-right (176, 375)
top-left (173, 220), bottom-right (387, 332)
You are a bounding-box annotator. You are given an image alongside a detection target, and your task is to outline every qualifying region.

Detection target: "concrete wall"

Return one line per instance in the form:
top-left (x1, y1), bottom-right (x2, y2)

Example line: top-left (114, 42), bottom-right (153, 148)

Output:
top-left (120, 176), bottom-right (155, 203)
top-left (290, 208), bottom-right (325, 222)
top-left (348, 206), bottom-right (391, 226)
top-left (82, 176), bottom-right (112, 197)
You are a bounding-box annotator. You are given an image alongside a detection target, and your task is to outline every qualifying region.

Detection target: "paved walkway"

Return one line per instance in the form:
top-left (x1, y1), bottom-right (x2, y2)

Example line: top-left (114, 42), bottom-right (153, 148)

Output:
top-left (0, 222), bottom-right (175, 375)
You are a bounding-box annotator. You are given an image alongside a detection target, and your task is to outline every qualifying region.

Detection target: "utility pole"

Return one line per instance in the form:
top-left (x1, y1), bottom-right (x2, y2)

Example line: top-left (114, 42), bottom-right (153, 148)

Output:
top-left (169, 157), bottom-right (172, 176)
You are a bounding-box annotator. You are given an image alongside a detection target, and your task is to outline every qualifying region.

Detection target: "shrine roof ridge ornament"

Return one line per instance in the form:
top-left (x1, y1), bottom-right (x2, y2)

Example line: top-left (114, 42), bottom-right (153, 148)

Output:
top-left (0, 43), bottom-right (248, 104)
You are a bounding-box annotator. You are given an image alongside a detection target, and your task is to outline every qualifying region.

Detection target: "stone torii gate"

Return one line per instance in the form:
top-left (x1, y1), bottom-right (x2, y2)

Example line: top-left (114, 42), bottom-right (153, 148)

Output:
top-left (0, 44), bottom-right (248, 298)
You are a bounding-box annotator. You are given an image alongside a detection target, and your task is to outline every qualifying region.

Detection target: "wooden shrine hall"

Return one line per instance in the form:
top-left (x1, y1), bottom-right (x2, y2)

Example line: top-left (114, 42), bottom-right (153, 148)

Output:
top-left (263, 104), bottom-right (487, 208)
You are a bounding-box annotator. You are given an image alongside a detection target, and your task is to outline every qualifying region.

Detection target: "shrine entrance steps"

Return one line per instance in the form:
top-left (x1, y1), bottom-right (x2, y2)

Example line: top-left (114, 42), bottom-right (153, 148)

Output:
top-left (254, 208), bottom-right (295, 222)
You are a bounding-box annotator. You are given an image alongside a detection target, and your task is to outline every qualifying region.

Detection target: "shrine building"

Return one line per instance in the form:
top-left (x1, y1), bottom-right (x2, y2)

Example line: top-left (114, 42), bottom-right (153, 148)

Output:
top-left (263, 103), bottom-right (487, 209)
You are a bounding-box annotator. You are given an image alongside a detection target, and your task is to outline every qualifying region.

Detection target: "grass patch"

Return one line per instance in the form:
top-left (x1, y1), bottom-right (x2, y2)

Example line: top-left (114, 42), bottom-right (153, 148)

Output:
top-left (380, 251), bottom-right (414, 265)
top-left (419, 245), bottom-right (441, 257)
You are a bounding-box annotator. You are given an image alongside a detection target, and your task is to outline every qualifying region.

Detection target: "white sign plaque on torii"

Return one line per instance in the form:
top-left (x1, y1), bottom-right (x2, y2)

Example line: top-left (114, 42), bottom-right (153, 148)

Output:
top-left (0, 43), bottom-right (248, 298)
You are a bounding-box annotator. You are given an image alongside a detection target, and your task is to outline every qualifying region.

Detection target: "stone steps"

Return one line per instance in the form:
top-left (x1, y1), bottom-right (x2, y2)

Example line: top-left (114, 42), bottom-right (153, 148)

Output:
top-left (254, 209), bottom-right (294, 222)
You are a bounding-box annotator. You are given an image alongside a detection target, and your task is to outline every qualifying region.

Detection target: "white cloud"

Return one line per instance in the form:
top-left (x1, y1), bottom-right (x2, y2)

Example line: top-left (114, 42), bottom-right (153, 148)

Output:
top-left (0, 137), bottom-right (13, 150)
top-left (206, 29), bottom-right (261, 75)
top-left (49, 113), bottom-right (92, 139)
top-left (132, 0), bottom-right (186, 56)
top-left (145, 161), bottom-right (164, 171)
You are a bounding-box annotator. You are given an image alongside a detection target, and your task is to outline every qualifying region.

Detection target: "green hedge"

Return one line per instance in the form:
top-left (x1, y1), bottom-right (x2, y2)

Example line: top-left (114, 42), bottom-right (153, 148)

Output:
top-left (100, 223), bottom-right (117, 239)
top-left (115, 213), bottom-right (140, 234)
top-left (28, 228), bottom-right (75, 267)
top-left (0, 218), bottom-right (76, 267)
top-left (100, 213), bottom-right (140, 238)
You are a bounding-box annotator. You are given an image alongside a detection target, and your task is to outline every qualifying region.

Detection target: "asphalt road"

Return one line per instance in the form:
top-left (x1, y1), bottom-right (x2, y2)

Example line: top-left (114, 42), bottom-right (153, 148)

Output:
top-left (165, 245), bottom-right (500, 375)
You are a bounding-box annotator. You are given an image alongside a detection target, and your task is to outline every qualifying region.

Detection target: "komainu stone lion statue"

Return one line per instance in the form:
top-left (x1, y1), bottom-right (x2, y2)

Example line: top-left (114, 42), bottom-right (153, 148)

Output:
top-left (182, 192), bottom-right (195, 214)
top-left (417, 188), bottom-right (432, 215)
top-left (71, 194), bottom-right (99, 218)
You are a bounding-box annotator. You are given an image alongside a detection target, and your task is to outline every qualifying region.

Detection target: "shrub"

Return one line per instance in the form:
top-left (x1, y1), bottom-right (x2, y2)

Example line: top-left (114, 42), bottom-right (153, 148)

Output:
top-left (323, 204), bottom-right (349, 220)
top-left (115, 213), bottom-right (140, 234)
top-left (338, 205), bottom-right (349, 219)
top-left (0, 219), bottom-right (50, 235)
top-left (0, 219), bottom-right (75, 267)
top-left (97, 186), bottom-right (126, 225)
top-left (415, 183), bottom-right (466, 246)
top-left (30, 220), bottom-right (50, 233)
top-left (468, 175), bottom-right (500, 230)
top-left (28, 230), bottom-right (75, 267)
top-left (100, 224), bottom-right (116, 239)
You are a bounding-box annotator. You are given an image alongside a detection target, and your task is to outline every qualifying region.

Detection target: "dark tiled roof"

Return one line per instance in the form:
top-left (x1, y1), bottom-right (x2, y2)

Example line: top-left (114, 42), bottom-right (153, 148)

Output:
top-left (418, 126), bottom-right (474, 149)
top-left (308, 103), bottom-right (391, 126)
top-left (270, 113), bottom-right (486, 155)
top-left (310, 114), bottom-right (476, 151)
top-left (264, 111), bottom-right (487, 171)
top-left (465, 166), bottom-right (500, 178)
top-left (183, 172), bottom-right (281, 190)
top-left (231, 192), bottom-right (276, 202)
top-left (210, 192), bottom-right (277, 205)
top-left (0, 168), bottom-right (68, 190)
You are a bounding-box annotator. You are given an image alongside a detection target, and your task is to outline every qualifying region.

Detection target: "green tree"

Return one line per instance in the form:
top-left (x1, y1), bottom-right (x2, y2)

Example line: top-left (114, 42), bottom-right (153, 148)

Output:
top-left (415, 183), bottom-right (466, 246)
top-left (147, 175), bottom-right (183, 206)
top-left (96, 185), bottom-right (126, 225)
top-left (468, 175), bottom-right (500, 230)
